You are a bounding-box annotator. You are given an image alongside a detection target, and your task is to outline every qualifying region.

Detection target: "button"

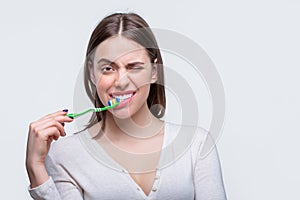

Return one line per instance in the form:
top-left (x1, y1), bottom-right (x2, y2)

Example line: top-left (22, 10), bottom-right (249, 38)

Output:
top-left (152, 187), bottom-right (157, 192)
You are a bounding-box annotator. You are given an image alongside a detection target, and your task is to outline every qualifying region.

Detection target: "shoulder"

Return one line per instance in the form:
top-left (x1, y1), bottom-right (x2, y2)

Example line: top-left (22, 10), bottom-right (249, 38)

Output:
top-left (165, 121), bottom-right (208, 142)
top-left (164, 122), bottom-right (208, 152)
top-left (163, 122), bottom-right (210, 168)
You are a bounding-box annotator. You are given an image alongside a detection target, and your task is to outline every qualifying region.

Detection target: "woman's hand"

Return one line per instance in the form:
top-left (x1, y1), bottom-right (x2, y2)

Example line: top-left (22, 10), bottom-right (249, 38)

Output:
top-left (25, 110), bottom-right (73, 188)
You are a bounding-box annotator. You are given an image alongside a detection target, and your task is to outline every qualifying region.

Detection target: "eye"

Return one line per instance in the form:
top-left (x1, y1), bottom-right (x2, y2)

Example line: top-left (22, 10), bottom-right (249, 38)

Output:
top-left (130, 65), bottom-right (143, 70)
top-left (101, 65), bottom-right (115, 73)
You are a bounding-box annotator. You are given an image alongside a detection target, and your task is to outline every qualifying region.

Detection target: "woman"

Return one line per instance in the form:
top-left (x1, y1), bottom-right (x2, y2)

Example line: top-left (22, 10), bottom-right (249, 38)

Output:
top-left (26, 12), bottom-right (226, 199)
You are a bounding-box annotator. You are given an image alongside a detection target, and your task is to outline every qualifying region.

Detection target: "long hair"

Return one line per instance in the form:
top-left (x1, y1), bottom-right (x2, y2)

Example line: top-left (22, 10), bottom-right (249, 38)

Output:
top-left (83, 13), bottom-right (166, 130)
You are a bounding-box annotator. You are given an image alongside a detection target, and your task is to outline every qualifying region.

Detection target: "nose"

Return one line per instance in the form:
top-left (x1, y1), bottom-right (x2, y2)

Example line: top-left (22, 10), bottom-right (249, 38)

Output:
top-left (114, 68), bottom-right (130, 90)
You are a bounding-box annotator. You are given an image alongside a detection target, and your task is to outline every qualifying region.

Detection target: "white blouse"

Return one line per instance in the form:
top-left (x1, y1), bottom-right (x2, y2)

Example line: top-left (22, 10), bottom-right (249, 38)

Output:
top-left (29, 122), bottom-right (227, 200)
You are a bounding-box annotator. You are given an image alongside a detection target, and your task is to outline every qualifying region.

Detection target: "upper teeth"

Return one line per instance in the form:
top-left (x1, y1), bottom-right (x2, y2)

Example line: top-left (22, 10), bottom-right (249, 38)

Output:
top-left (113, 93), bottom-right (133, 101)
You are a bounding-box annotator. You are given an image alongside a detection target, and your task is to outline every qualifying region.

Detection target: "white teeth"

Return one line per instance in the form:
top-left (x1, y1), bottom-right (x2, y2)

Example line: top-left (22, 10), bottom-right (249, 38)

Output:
top-left (113, 93), bottom-right (133, 101)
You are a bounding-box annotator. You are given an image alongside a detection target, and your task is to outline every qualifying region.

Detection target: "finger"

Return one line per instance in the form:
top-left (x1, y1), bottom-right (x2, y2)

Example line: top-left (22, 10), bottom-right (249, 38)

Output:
top-left (54, 115), bottom-right (74, 123)
top-left (34, 126), bottom-right (61, 142)
top-left (33, 115), bottom-right (73, 137)
top-left (53, 135), bottom-right (59, 141)
top-left (39, 110), bottom-right (70, 121)
top-left (37, 112), bottom-right (74, 124)
top-left (44, 127), bottom-right (60, 141)
top-left (47, 120), bottom-right (66, 137)
top-left (34, 119), bottom-right (66, 137)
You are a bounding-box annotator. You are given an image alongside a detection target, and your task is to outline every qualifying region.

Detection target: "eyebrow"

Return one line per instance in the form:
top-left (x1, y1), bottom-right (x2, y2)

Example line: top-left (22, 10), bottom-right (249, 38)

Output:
top-left (97, 58), bottom-right (145, 67)
top-left (127, 61), bottom-right (145, 67)
top-left (97, 58), bottom-right (114, 65)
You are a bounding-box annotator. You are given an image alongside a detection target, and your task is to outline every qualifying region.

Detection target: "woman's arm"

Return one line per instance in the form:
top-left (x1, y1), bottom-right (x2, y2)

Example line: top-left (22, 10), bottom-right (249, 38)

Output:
top-left (193, 133), bottom-right (227, 200)
top-left (26, 110), bottom-right (80, 199)
top-left (28, 154), bottom-right (84, 200)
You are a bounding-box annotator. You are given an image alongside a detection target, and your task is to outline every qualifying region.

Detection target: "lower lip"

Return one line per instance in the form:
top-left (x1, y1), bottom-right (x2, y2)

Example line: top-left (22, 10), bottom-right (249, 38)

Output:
top-left (115, 94), bottom-right (135, 108)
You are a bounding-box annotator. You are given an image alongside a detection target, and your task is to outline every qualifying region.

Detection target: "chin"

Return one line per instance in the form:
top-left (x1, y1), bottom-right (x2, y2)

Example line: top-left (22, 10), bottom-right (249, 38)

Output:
top-left (108, 107), bottom-right (135, 120)
top-left (109, 101), bottom-right (147, 121)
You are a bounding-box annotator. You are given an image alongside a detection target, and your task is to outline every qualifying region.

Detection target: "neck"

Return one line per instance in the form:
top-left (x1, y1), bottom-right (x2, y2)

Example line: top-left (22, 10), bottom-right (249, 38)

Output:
top-left (104, 103), bottom-right (164, 141)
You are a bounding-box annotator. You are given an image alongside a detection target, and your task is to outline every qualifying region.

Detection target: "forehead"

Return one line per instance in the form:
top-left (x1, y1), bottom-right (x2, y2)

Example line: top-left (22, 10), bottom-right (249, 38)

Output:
top-left (93, 36), bottom-right (150, 63)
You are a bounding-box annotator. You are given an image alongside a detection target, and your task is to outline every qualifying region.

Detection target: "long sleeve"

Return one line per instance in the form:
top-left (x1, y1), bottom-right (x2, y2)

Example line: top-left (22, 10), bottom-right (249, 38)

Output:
top-left (193, 133), bottom-right (227, 200)
top-left (28, 151), bottom-right (83, 200)
top-left (28, 177), bottom-right (62, 200)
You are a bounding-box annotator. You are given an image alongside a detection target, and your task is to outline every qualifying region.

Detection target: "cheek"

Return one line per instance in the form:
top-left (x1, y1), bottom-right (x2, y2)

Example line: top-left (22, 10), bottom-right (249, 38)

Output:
top-left (136, 84), bottom-right (151, 100)
top-left (129, 71), bottom-right (153, 88)
top-left (96, 76), bottom-right (114, 99)
top-left (97, 77), bottom-right (109, 88)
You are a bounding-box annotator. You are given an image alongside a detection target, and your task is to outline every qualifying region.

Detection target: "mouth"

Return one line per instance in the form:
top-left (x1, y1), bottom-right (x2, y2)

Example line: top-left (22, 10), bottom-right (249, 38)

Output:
top-left (109, 91), bottom-right (136, 107)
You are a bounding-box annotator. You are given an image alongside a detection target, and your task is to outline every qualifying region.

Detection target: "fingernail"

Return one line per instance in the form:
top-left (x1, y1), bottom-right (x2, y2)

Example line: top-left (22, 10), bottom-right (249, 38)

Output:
top-left (62, 109), bottom-right (68, 112)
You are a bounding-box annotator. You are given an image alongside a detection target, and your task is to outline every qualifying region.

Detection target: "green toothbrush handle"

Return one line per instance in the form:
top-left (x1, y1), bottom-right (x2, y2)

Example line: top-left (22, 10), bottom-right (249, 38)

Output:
top-left (66, 108), bottom-right (96, 118)
top-left (65, 103), bottom-right (119, 119)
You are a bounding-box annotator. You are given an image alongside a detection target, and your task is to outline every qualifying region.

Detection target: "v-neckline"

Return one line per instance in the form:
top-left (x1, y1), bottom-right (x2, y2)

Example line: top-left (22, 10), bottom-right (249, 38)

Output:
top-left (79, 122), bottom-right (169, 198)
top-left (121, 166), bottom-right (161, 198)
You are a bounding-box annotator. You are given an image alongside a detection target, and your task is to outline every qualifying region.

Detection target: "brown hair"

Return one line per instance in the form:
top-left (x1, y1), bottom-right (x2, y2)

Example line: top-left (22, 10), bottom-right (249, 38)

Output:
top-left (83, 13), bottom-right (166, 130)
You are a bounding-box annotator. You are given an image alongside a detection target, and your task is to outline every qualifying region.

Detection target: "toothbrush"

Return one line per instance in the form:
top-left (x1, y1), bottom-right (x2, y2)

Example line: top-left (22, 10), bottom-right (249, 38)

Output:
top-left (66, 98), bottom-right (120, 119)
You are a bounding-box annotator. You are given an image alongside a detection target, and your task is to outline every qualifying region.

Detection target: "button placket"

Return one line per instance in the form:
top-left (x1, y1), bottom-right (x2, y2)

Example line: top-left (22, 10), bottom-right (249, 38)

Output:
top-left (151, 168), bottom-right (161, 193)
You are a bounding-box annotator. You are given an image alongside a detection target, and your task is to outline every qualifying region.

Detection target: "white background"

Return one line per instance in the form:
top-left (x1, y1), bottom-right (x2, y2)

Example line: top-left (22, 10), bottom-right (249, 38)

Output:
top-left (1, 0), bottom-right (299, 199)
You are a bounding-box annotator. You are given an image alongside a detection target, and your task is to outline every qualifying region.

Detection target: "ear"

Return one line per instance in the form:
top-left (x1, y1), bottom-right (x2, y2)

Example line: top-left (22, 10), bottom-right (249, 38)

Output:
top-left (88, 61), bottom-right (96, 85)
top-left (150, 60), bottom-right (158, 84)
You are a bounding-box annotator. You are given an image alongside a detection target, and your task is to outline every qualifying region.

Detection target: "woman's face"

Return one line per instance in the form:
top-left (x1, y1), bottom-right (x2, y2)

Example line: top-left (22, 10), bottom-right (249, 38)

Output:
top-left (90, 36), bottom-right (157, 119)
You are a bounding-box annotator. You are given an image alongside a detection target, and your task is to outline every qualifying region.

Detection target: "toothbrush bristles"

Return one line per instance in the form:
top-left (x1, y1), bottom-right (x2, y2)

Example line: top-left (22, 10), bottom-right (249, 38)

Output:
top-left (108, 98), bottom-right (120, 107)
